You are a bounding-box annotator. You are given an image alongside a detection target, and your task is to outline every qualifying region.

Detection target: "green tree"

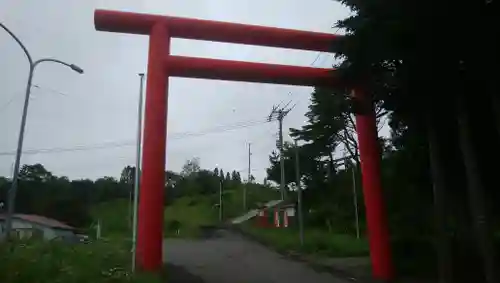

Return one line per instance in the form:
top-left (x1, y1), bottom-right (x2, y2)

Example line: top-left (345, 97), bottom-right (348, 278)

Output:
top-left (231, 170), bottom-right (241, 183)
top-left (19, 164), bottom-right (53, 182)
top-left (119, 166), bottom-right (135, 185)
top-left (181, 157), bottom-right (201, 177)
top-left (165, 170), bottom-right (182, 204)
top-left (265, 146), bottom-right (295, 187)
top-left (290, 88), bottom-right (345, 170)
top-left (329, 0), bottom-right (499, 281)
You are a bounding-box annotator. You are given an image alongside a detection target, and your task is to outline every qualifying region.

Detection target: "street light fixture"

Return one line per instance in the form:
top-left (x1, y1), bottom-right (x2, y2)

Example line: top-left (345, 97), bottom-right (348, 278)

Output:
top-left (0, 22), bottom-right (84, 239)
top-left (70, 64), bottom-right (84, 74)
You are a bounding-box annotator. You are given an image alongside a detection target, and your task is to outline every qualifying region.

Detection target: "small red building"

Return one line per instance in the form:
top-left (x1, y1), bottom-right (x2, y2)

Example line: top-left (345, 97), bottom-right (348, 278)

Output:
top-left (255, 202), bottom-right (296, 228)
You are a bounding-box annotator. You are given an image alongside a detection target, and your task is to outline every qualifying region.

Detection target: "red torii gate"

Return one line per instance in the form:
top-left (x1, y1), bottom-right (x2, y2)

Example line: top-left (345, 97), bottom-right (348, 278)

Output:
top-left (94, 10), bottom-right (393, 281)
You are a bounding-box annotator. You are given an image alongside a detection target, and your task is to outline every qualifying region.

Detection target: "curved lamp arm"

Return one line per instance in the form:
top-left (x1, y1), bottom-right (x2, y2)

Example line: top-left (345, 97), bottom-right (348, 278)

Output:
top-left (0, 22), bottom-right (33, 65)
top-left (0, 23), bottom-right (84, 242)
top-left (33, 58), bottom-right (84, 74)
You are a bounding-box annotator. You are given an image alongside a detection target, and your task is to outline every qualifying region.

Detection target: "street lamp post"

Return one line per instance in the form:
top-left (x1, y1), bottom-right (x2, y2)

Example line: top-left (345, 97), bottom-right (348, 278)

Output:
top-left (131, 73), bottom-right (145, 272)
top-left (1, 23), bottom-right (84, 239)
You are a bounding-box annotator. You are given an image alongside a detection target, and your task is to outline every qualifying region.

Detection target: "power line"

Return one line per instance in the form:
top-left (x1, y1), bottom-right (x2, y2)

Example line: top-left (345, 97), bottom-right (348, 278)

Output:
top-left (316, 52), bottom-right (333, 67)
top-left (170, 118), bottom-right (269, 139)
top-left (0, 84), bottom-right (68, 113)
top-left (0, 116), bottom-right (276, 157)
top-left (309, 27), bottom-right (341, 67)
top-left (290, 26), bottom-right (341, 108)
top-left (32, 84), bottom-right (68, 96)
top-left (310, 52), bottom-right (323, 66)
top-left (0, 93), bottom-right (19, 112)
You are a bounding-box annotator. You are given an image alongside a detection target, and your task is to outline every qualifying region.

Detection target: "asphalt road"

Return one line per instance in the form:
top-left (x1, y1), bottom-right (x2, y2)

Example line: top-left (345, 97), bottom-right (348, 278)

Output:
top-left (163, 229), bottom-right (351, 283)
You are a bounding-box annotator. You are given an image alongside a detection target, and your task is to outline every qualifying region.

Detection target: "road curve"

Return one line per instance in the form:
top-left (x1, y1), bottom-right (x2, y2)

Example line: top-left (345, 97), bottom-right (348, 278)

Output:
top-left (163, 229), bottom-right (351, 283)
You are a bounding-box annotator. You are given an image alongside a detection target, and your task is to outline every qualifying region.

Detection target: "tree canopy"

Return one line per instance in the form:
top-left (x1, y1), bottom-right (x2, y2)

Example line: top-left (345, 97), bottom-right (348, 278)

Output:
top-left (0, 159), bottom-right (258, 232)
top-left (264, 0), bottom-right (499, 281)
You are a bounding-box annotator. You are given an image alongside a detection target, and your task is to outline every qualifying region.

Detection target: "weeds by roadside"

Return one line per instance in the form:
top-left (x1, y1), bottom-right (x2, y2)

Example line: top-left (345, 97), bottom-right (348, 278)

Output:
top-left (0, 238), bottom-right (161, 283)
top-left (239, 223), bottom-right (369, 257)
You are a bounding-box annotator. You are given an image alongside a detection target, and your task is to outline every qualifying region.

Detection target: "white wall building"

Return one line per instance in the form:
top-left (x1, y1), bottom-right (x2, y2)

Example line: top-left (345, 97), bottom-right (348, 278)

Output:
top-left (0, 214), bottom-right (77, 240)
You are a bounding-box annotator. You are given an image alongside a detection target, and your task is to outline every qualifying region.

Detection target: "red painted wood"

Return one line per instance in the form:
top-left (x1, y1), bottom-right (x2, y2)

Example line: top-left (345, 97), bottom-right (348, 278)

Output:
top-left (353, 88), bottom-right (393, 280)
top-left (166, 56), bottom-right (337, 87)
top-left (94, 10), bottom-right (340, 52)
top-left (94, 10), bottom-right (393, 281)
top-left (137, 23), bottom-right (169, 271)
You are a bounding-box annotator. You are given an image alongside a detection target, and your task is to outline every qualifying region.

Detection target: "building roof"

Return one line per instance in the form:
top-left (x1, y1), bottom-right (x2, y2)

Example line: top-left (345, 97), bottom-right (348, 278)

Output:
top-left (0, 214), bottom-right (75, 230)
top-left (255, 199), bottom-right (296, 210)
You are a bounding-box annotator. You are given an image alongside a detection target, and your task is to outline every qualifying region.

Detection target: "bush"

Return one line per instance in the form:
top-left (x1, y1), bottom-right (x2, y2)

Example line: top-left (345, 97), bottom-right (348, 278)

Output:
top-left (0, 239), bottom-right (161, 283)
top-left (240, 224), bottom-right (369, 257)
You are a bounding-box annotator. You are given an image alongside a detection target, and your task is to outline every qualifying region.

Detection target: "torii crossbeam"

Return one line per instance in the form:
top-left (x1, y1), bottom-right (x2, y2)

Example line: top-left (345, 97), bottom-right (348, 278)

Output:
top-left (94, 9), bottom-right (393, 281)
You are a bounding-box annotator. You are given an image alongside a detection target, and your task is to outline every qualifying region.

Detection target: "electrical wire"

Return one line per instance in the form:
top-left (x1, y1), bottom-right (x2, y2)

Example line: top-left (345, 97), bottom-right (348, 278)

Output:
top-left (0, 116), bottom-right (277, 157)
top-left (288, 27), bottom-right (342, 108)
top-left (0, 93), bottom-right (19, 112)
top-left (309, 27), bottom-right (341, 67)
top-left (32, 84), bottom-right (68, 96)
top-left (310, 52), bottom-right (323, 66)
top-left (0, 84), bottom-right (68, 113)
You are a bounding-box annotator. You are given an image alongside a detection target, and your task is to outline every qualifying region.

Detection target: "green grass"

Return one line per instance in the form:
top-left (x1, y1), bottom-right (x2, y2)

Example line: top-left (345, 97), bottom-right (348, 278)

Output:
top-left (91, 197), bottom-right (218, 239)
top-left (240, 223), bottom-right (369, 257)
top-left (91, 199), bottom-right (131, 238)
top-left (90, 185), bottom-right (281, 240)
top-left (161, 186), bottom-right (280, 238)
top-left (163, 195), bottom-right (218, 238)
top-left (0, 239), bottom-right (161, 283)
top-left (223, 185), bottom-right (282, 219)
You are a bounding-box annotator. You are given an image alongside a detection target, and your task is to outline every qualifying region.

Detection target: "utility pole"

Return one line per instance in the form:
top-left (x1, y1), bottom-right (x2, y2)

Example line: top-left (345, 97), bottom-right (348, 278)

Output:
top-left (245, 143), bottom-right (251, 211)
top-left (219, 179), bottom-right (223, 222)
top-left (342, 148), bottom-right (360, 240)
top-left (129, 187), bottom-right (133, 227)
top-left (351, 162), bottom-right (360, 239)
top-left (294, 140), bottom-right (304, 246)
top-left (96, 219), bottom-right (101, 239)
top-left (268, 102), bottom-right (295, 201)
top-left (279, 117), bottom-right (285, 200)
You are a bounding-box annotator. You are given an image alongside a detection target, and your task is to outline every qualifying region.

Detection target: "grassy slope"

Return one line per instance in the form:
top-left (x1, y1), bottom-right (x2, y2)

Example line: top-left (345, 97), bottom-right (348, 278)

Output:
top-left (161, 185), bottom-right (281, 238)
top-left (223, 184), bottom-right (282, 219)
top-left (91, 197), bottom-right (218, 239)
top-left (91, 192), bottom-right (365, 258)
top-left (91, 185), bottom-right (281, 239)
top-left (163, 195), bottom-right (218, 238)
top-left (91, 199), bottom-right (131, 238)
top-left (240, 223), bottom-right (369, 258)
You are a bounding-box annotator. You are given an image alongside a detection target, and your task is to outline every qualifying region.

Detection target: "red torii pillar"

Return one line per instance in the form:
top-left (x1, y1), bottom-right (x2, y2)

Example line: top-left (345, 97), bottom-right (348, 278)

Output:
top-left (94, 10), bottom-right (393, 281)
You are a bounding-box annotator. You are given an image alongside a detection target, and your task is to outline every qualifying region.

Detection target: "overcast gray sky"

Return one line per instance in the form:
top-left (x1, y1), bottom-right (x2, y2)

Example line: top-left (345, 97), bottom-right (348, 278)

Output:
top-left (0, 0), bottom-right (355, 182)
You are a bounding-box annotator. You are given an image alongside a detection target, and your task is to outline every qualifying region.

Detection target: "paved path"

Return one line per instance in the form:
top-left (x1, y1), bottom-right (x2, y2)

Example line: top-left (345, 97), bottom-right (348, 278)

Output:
top-left (163, 229), bottom-right (350, 283)
top-left (230, 199), bottom-right (283, 224)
